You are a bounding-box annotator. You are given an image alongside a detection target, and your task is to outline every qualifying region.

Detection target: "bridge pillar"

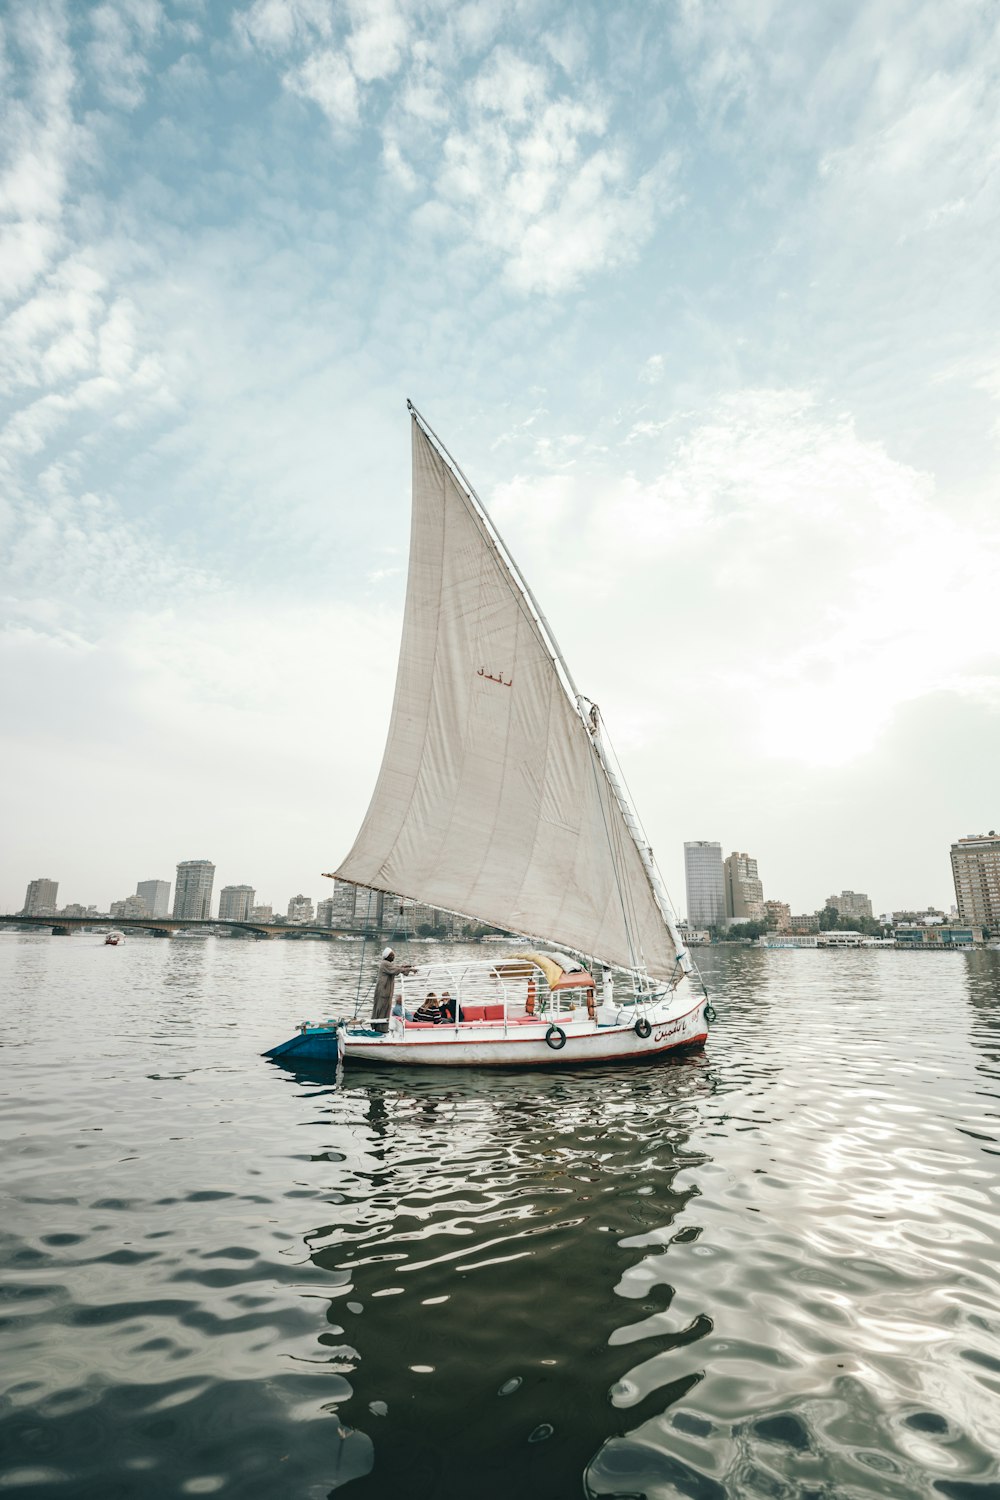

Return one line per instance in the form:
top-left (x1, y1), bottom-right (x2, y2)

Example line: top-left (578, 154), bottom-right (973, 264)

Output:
top-left (51, 926), bottom-right (72, 936)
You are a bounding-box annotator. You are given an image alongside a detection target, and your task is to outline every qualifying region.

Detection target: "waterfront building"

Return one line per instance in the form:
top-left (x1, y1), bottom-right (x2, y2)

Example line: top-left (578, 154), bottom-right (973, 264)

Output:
top-left (724, 852), bottom-right (765, 922)
top-left (826, 890), bottom-right (873, 921)
top-left (20, 878), bottom-right (59, 917)
top-left (951, 832), bottom-right (1000, 927)
top-left (315, 897), bottom-right (336, 928)
top-left (250, 905), bottom-right (273, 924)
top-left (110, 894), bottom-right (151, 919)
top-left (58, 904), bottom-right (100, 919)
top-left (219, 885), bottom-right (255, 922)
top-left (173, 860), bottom-right (215, 921)
top-left (895, 923), bottom-right (983, 948)
top-left (764, 900), bottom-right (791, 931)
top-left (137, 880), bottom-right (170, 918)
top-left (684, 842), bottom-right (725, 928)
top-left (789, 914), bottom-right (820, 933)
top-left (287, 894), bottom-right (314, 924)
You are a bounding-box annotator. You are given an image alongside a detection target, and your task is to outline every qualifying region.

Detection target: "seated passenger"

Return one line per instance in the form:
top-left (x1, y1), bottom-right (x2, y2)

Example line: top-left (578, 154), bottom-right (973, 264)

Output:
top-left (438, 991), bottom-right (462, 1023)
top-left (413, 994), bottom-right (442, 1023)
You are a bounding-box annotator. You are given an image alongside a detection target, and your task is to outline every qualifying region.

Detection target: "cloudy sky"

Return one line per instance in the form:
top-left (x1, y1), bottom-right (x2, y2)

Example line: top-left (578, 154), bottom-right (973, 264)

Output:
top-left (2, 0), bottom-right (999, 921)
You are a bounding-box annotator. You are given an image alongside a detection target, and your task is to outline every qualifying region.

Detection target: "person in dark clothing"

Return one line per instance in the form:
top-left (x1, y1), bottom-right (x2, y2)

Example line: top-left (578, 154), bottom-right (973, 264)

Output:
top-left (438, 991), bottom-right (462, 1023)
top-left (372, 947), bottom-right (415, 1032)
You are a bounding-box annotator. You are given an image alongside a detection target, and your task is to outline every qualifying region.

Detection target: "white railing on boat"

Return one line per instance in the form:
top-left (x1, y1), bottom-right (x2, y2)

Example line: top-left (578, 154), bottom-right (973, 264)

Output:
top-left (399, 958), bottom-right (558, 1021)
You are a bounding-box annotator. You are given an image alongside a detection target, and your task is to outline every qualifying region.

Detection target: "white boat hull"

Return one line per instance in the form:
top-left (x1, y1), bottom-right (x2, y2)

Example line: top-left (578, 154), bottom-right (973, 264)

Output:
top-left (341, 993), bottom-right (708, 1068)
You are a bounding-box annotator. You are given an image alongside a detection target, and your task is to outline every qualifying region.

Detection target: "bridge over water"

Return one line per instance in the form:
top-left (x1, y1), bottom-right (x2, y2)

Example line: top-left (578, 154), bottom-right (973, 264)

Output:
top-left (0, 914), bottom-right (392, 941)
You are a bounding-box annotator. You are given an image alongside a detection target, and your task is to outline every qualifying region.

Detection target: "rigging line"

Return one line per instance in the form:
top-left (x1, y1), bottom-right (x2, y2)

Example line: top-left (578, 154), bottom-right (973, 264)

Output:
top-left (608, 775), bottom-right (647, 978)
top-left (584, 731), bottom-right (642, 976)
top-left (599, 715), bottom-right (684, 923)
top-left (353, 886), bottom-right (375, 1018)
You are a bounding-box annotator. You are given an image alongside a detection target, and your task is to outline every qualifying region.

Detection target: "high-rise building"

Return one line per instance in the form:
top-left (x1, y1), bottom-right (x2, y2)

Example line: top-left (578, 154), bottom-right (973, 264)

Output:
top-left (951, 832), bottom-right (1000, 927)
top-left (321, 879), bottom-right (455, 935)
top-left (21, 878), bottom-right (59, 916)
top-left (219, 885), bottom-right (255, 922)
top-left (684, 842), bottom-right (725, 928)
top-left (137, 880), bottom-right (170, 918)
top-left (826, 890), bottom-right (873, 921)
top-left (724, 852), bottom-right (765, 922)
top-left (326, 880), bottom-right (385, 929)
top-left (287, 894), bottom-right (314, 923)
top-left (173, 860), bottom-right (215, 921)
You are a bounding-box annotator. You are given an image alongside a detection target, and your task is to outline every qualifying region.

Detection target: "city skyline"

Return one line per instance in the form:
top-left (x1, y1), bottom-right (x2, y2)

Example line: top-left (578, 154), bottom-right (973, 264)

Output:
top-left (12, 842), bottom-right (968, 929)
top-left (2, 3), bottom-right (999, 917)
top-left (9, 840), bottom-right (968, 922)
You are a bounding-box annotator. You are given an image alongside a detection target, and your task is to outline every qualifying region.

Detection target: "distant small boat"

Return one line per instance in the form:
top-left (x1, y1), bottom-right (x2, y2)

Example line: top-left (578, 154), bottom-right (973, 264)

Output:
top-left (104, 930), bottom-right (124, 946)
top-left (173, 929), bottom-right (211, 940)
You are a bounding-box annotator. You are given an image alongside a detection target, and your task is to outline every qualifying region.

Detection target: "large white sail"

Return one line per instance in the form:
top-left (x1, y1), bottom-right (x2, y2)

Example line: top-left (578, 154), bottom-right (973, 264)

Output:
top-left (335, 410), bottom-right (684, 979)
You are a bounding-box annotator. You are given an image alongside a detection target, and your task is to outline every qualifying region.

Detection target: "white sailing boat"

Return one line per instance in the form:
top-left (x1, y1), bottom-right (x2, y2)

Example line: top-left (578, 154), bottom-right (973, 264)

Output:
top-left (266, 403), bottom-right (710, 1068)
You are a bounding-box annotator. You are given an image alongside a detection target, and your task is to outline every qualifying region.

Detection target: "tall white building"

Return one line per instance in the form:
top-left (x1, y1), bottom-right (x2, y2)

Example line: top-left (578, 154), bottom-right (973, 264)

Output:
top-left (287, 894), bottom-right (314, 923)
top-left (137, 879), bottom-right (170, 918)
top-left (684, 842), bottom-right (725, 928)
top-left (173, 860), bottom-right (215, 921)
top-left (219, 885), bottom-right (255, 922)
top-left (725, 852), bottom-right (765, 922)
top-left (951, 832), bottom-right (1000, 927)
top-left (21, 878), bottom-right (59, 916)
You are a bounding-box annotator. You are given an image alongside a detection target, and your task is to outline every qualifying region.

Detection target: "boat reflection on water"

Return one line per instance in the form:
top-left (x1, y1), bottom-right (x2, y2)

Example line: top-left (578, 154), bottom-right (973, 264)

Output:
top-left (280, 1055), bottom-right (716, 1498)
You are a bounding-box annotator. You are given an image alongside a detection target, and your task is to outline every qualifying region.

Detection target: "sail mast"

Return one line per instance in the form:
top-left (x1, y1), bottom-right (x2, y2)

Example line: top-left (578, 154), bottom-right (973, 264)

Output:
top-left (407, 400), bottom-right (689, 980)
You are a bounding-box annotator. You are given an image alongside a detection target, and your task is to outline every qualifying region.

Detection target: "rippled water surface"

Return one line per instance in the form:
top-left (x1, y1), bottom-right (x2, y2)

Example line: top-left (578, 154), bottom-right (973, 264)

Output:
top-left (2, 934), bottom-right (1000, 1499)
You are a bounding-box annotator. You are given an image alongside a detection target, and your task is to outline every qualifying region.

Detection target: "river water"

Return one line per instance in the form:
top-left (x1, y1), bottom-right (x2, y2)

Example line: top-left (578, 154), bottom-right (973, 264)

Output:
top-left (1, 933), bottom-right (999, 1499)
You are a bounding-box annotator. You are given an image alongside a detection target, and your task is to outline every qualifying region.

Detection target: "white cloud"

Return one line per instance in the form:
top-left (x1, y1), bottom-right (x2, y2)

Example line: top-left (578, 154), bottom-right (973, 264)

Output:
top-left (0, 3), bottom-right (80, 302)
top-left (494, 389), bottom-right (1000, 768)
top-left (236, 11), bottom-right (678, 296)
top-left (433, 70), bottom-right (673, 294)
top-left (284, 47), bottom-right (359, 128)
top-left (470, 45), bottom-right (548, 122)
top-left (345, 0), bottom-right (407, 83)
top-left (87, 0), bottom-right (162, 111)
top-left (237, 0), bottom-right (333, 55)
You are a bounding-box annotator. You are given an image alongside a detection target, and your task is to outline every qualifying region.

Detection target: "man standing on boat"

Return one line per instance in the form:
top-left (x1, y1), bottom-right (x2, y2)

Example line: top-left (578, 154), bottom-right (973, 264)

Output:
top-left (372, 947), bottom-right (415, 1032)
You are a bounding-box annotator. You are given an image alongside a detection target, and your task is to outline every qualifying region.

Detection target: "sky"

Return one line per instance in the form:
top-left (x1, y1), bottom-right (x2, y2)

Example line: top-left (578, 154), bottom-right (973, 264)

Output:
top-left (2, 0), bottom-right (999, 921)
